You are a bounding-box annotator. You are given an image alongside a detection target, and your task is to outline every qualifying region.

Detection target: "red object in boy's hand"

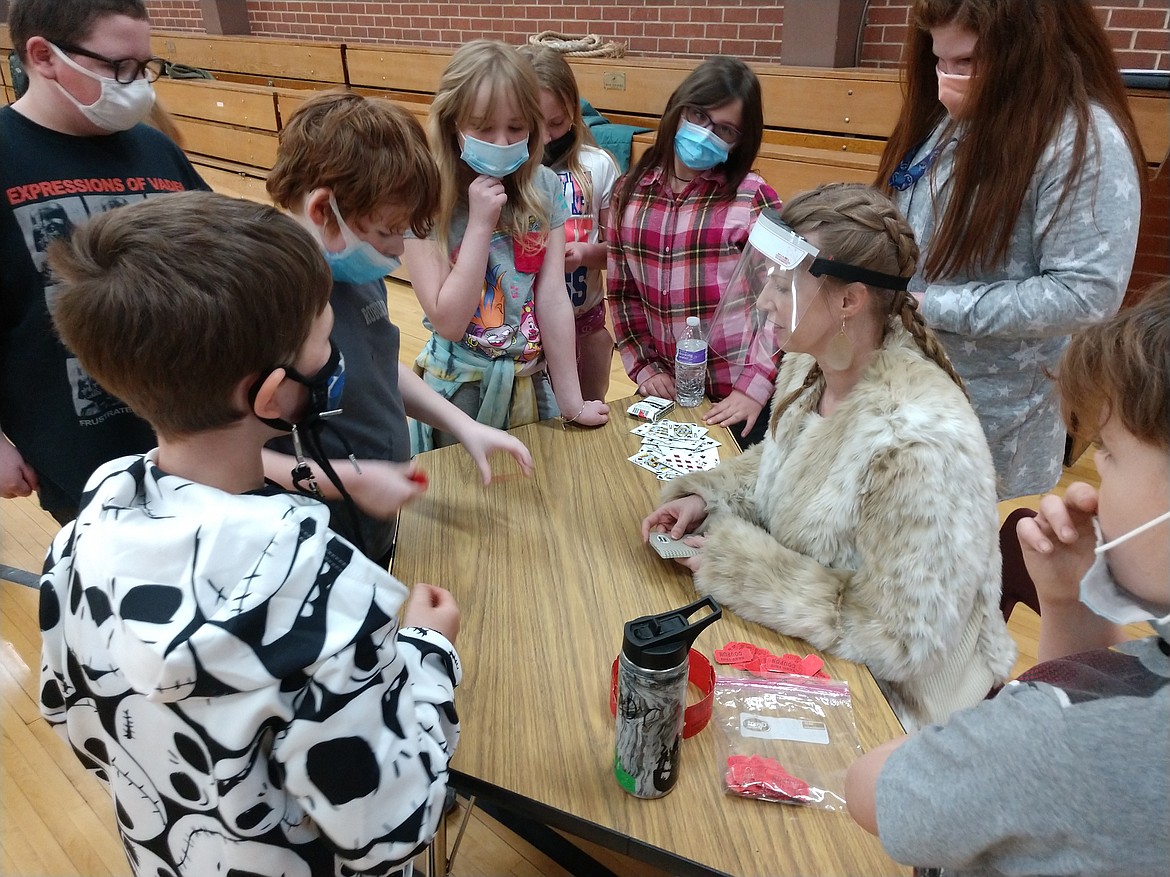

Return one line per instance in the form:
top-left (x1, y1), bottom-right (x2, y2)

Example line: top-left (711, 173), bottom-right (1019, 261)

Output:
top-left (409, 470), bottom-right (429, 488)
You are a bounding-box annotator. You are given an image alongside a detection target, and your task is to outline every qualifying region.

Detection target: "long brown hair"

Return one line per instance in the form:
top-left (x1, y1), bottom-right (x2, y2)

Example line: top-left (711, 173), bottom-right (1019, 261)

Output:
top-left (876, 0), bottom-right (1147, 281)
top-left (769, 183), bottom-right (968, 427)
top-left (613, 56), bottom-right (765, 219)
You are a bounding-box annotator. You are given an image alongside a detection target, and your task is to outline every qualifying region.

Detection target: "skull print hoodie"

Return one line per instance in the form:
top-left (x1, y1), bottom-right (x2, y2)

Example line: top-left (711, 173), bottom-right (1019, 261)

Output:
top-left (39, 451), bottom-right (461, 877)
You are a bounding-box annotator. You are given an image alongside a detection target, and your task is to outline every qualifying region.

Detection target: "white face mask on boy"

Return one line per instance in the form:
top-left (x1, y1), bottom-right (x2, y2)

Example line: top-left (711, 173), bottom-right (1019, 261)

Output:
top-left (1079, 510), bottom-right (1170, 625)
top-left (50, 43), bottom-right (155, 132)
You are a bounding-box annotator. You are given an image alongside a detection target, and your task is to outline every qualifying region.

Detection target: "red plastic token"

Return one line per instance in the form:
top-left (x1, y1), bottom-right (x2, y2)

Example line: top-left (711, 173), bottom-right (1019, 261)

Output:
top-left (408, 470), bottom-right (429, 487)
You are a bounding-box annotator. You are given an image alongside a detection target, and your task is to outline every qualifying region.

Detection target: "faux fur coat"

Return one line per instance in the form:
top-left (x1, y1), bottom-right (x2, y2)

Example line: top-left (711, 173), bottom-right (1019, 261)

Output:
top-left (663, 325), bottom-right (1016, 729)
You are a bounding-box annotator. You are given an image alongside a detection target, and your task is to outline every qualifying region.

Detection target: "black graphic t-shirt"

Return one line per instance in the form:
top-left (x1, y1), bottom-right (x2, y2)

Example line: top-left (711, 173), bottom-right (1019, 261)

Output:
top-left (0, 106), bottom-right (209, 518)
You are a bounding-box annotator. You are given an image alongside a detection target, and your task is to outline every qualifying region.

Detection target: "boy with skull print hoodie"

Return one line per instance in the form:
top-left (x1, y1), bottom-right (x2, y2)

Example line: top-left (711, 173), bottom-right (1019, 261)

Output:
top-left (37, 192), bottom-right (461, 877)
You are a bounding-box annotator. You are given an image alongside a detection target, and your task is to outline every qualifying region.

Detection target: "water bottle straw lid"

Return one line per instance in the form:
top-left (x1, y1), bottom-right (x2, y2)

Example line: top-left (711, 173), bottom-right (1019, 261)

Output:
top-left (621, 595), bottom-right (722, 670)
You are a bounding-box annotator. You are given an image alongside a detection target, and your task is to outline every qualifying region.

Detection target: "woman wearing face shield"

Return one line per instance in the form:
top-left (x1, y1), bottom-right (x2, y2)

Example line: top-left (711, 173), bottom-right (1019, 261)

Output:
top-left (641, 183), bottom-right (1015, 730)
top-left (877, 0), bottom-right (1146, 500)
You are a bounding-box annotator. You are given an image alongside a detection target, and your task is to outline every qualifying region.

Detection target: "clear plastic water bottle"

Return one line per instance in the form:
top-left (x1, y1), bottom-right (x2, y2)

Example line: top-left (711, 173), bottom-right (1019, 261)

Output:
top-left (674, 316), bottom-right (707, 408)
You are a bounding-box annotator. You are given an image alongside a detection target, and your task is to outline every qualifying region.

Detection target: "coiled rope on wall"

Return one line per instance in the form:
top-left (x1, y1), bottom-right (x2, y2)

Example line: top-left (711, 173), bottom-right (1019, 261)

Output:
top-left (526, 31), bottom-right (626, 58)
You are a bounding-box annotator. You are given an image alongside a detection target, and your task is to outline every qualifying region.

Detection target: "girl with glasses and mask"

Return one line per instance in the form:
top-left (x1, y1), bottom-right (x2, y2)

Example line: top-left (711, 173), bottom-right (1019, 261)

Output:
top-left (518, 45), bottom-right (621, 402)
top-left (609, 56), bottom-right (780, 448)
top-left (404, 40), bottom-right (609, 449)
top-left (876, 0), bottom-right (1146, 501)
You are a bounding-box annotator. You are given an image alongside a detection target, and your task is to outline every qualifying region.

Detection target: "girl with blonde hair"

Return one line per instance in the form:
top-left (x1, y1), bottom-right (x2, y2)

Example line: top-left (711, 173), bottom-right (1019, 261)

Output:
top-left (404, 40), bottom-right (608, 449)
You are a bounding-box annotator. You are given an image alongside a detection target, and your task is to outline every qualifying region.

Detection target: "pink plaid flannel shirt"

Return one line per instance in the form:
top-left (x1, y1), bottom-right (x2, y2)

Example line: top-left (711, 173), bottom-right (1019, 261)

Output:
top-left (607, 165), bottom-right (781, 404)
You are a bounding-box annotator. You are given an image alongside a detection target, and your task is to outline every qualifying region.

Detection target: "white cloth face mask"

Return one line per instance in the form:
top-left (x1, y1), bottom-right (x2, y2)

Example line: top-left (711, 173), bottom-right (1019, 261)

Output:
top-left (50, 43), bottom-right (156, 132)
top-left (1078, 510), bottom-right (1170, 625)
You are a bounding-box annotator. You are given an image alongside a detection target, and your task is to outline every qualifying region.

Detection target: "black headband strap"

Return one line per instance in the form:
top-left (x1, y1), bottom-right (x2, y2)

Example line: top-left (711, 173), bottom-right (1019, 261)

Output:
top-left (809, 257), bottom-right (911, 292)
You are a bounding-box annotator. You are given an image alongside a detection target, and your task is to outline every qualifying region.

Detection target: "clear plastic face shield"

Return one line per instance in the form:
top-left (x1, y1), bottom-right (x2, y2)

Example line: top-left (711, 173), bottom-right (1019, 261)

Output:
top-left (712, 209), bottom-right (822, 369)
top-left (712, 207), bottom-right (913, 373)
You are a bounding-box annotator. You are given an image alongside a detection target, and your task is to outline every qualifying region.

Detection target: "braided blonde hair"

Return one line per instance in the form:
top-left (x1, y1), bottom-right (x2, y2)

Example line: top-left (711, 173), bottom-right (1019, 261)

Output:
top-left (769, 183), bottom-right (967, 429)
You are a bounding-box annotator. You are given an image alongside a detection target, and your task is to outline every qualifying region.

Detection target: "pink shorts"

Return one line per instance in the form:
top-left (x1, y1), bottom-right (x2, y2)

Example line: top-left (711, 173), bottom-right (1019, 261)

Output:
top-left (575, 302), bottom-right (607, 337)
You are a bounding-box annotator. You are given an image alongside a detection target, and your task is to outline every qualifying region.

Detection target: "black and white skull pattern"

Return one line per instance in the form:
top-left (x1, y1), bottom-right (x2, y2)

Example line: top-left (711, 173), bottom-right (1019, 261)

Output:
top-left (40, 455), bottom-right (461, 876)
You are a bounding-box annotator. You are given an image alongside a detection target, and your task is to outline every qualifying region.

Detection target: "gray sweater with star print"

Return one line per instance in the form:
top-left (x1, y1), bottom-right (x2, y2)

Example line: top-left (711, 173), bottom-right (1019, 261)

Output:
top-left (894, 104), bottom-right (1141, 499)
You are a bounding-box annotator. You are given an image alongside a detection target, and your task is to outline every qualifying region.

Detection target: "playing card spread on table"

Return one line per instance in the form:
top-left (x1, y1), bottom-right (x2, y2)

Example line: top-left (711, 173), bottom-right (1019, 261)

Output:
top-left (628, 419), bottom-right (720, 479)
top-left (628, 449), bottom-right (684, 480)
top-left (631, 421), bottom-right (708, 441)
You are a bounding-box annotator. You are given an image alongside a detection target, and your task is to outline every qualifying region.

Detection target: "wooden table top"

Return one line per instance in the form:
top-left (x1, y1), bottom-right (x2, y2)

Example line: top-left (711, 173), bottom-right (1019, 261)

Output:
top-left (392, 398), bottom-right (906, 877)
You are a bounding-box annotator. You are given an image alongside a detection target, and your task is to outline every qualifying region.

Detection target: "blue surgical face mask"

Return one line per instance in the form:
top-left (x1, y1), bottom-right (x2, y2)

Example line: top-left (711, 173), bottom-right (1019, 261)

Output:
top-left (318, 194), bottom-right (400, 284)
top-left (460, 131), bottom-right (529, 178)
top-left (674, 119), bottom-right (731, 171)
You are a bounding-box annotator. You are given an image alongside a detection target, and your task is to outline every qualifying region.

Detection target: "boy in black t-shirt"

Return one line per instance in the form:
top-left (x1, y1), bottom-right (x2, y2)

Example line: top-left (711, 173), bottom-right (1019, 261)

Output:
top-left (0, 0), bottom-right (207, 522)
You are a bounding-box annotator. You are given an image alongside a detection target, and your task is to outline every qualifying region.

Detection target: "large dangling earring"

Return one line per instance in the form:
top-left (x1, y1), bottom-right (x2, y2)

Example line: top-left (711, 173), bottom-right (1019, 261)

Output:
top-left (823, 318), bottom-right (854, 370)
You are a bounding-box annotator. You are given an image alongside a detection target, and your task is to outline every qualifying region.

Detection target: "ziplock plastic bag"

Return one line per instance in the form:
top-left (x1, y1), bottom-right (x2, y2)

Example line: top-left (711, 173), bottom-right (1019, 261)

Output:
top-left (712, 674), bottom-right (863, 811)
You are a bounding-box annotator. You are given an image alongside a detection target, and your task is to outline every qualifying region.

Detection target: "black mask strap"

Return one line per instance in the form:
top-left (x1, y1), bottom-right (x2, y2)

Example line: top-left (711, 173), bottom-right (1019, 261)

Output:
top-left (289, 419), bottom-right (368, 557)
top-left (247, 370), bottom-right (368, 557)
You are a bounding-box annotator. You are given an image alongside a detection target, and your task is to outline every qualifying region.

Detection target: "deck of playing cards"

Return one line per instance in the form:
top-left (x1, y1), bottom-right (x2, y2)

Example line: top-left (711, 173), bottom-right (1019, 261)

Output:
top-left (649, 532), bottom-right (701, 559)
top-left (627, 419), bottom-right (720, 480)
top-left (627, 396), bottom-right (675, 422)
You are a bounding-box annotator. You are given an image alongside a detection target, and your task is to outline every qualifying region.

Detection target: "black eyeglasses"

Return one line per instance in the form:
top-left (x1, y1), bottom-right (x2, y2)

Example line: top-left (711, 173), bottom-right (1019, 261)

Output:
top-left (53, 42), bottom-right (166, 84)
top-left (683, 106), bottom-right (743, 146)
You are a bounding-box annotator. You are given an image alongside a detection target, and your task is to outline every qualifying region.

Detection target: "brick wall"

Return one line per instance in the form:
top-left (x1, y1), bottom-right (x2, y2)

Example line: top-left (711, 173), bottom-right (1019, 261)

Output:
top-left (863, 1), bottom-right (1169, 70)
top-left (136, 0), bottom-right (1170, 69)
top-left (143, 1), bottom-right (203, 32)
top-left (1130, 159), bottom-right (1170, 302)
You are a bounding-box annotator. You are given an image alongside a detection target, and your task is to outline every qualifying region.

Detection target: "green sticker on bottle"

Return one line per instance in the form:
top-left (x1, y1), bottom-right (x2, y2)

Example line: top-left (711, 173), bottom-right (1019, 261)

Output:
top-left (613, 751), bottom-right (636, 793)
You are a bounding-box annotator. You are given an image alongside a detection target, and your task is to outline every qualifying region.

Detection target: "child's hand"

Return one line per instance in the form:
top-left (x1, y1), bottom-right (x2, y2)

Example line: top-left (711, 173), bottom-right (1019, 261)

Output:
top-left (1017, 482), bottom-right (1099, 608)
top-left (403, 582), bottom-right (460, 644)
top-left (564, 241), bottom-right (588, 272)
top-left (638, 372), bottom-right (676, 400)
top-left (0, 438), bottom-right (37, 498)
top-left (467, 174), bottom-right (507, 233)
top-left (455, 420), bottom-right (535, 484)
top-left (704, 390), bottom-right (764, 434)
top-left (348, 460), bottom-right (429, 520)
top-left (642, 495), bottom-right (708, 541)
top-left (565, 399), bottom-right (609, 427)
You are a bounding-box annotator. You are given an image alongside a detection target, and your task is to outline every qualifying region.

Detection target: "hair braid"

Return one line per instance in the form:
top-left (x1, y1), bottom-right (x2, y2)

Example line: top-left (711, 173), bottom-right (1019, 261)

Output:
top-left (895, 291), bottom-right (970, 399)
top-left (769, 361), bottom-right (823, 434)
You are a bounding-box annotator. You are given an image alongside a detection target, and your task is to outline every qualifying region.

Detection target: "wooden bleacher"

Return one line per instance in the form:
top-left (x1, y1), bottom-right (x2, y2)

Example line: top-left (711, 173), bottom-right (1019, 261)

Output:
top-left (2, 26), bottom-right (1166, 206)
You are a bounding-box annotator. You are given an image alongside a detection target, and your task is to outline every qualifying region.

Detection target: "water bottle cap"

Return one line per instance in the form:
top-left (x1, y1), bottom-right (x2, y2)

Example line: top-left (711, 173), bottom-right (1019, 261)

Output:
top-left (621, 596), bottom-right (722, 670)
top-left (686, 316), bottom-right (699, 327)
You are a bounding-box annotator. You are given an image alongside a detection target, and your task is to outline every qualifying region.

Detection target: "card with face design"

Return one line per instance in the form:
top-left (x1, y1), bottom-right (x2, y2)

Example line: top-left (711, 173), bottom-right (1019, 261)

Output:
top-left (628, 450), bottom-right (685, 480)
